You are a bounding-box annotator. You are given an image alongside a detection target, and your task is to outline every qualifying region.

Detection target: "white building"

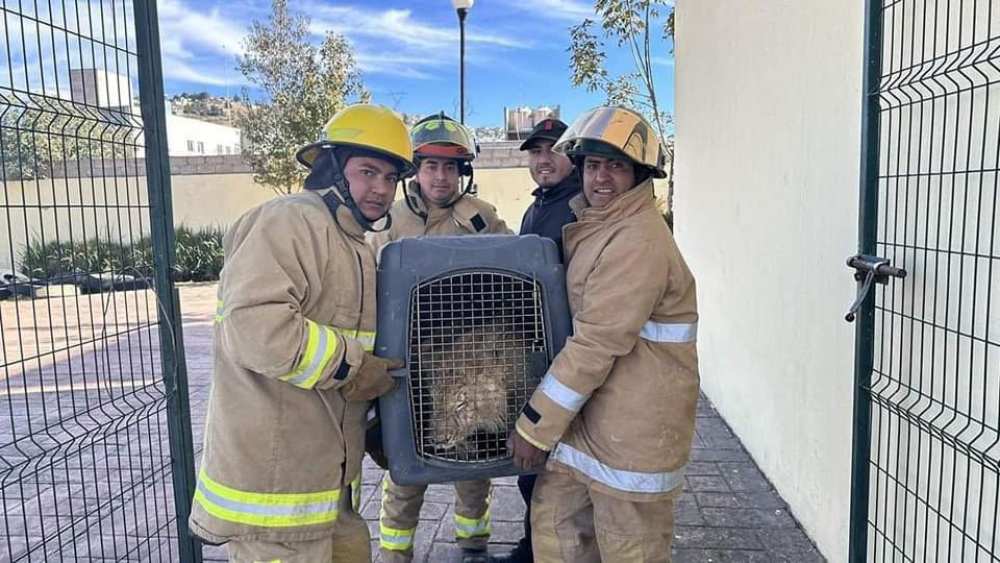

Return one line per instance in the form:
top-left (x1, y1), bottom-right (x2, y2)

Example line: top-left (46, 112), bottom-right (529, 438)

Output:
top-left (504, 105), bottom-right (560, 141)
top-left (164, 104), bottom-right (242, 157)
top-left (70, 68), bottom-right (132, 111)
top-left (69, 68), bottom-right (242, 157)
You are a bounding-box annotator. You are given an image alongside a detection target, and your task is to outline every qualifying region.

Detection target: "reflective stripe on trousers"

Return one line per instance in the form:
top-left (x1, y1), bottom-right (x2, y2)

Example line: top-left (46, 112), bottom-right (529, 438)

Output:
top-left (193, 468), bottom-right (341, 528)
top-left (551, 442), bottom-right (686, 494)
top-left (379, 477), bottom-right (416, 552)
top-left (454, 510), bottom-right (491, 539)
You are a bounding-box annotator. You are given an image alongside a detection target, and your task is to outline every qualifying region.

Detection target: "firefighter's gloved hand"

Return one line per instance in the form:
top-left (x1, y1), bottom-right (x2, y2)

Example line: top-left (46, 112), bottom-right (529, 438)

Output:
top-left (341, 354), bottom-right (403, 401)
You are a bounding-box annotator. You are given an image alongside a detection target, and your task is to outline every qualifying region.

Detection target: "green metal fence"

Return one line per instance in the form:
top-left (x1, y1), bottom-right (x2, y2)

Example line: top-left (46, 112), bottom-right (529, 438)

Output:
top-left (851, 0), bottom-right (999, 560)
top-left (0, 0), bottom-right (200, 560)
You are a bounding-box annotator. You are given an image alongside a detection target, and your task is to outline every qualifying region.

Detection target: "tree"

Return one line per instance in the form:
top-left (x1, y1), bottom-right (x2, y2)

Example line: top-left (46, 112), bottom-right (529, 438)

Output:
top-left (235, 0), bottom-right (369, 195)
top-left (568, 0), bottom-right (676, 221)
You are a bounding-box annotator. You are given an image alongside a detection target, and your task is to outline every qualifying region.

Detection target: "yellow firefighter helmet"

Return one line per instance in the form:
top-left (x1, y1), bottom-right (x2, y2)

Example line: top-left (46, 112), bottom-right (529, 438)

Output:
top-left (296, 104), bottom-right (415, 177)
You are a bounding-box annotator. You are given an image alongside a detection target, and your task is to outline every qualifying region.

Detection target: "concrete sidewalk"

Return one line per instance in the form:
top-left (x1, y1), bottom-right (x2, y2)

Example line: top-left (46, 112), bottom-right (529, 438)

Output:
top-left (178, 284), bottom-right (825, 563)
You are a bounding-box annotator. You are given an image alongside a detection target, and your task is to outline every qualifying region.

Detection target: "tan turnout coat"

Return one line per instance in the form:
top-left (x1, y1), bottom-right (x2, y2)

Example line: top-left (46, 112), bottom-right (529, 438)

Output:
top-left (369, 181), bottom-right (511, 250)
top-left (190, 188), bottom-right (380, 543)
top-left (515, 180), bottom-right (700, 501)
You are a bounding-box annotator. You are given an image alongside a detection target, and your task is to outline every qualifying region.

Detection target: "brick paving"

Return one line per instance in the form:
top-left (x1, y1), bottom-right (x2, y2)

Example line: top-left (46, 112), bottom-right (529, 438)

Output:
top-left (2, 283), bottom-right (826, 561)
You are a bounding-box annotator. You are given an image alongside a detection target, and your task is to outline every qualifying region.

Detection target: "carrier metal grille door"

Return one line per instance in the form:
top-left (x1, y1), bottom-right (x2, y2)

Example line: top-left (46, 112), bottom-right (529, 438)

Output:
top-left (409, 270), bottom-right (548, 463)
top-left (849, 0), bottom-right (1000, 561)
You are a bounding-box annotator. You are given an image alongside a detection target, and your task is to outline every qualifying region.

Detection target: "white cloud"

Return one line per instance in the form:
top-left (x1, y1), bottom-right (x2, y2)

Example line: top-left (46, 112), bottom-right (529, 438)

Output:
top-left (309, 5), bottom-right (532, 81)
top-left (311, 6), bottom-right (526, 50)
top-left (155, 0), bottom-right (249, 87)
top-left (163, 59), bottom-right (241, 87)
top-left (507, 0), bottom-right (594, 22)
top-left (653, 56), bottom-right (674, 67)
top-left (157, 0), bottom-right (246, 57)
top-left (508, 0), bottom-right (674, 23)
top-left (354, 53), bottom-right (436, 80)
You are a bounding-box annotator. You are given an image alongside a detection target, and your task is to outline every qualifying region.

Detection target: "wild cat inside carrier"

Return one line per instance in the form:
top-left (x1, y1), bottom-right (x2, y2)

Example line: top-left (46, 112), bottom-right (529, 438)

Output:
top-left (375, 235), bottom-right (572, 485)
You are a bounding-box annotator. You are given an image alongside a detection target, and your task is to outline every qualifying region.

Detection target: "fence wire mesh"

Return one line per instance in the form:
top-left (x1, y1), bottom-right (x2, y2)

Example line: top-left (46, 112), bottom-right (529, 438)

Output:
top-left (863, 0), bottom-right (1000, 560)
top-left (0, 0), bottom-right (192, 560)
top-left (409, 270), bottom-right (548, 464)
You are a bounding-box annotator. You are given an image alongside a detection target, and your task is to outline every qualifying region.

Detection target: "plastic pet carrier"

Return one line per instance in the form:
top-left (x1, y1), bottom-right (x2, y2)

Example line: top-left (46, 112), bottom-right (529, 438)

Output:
top-left (375, 235), bottom-right (571, 486)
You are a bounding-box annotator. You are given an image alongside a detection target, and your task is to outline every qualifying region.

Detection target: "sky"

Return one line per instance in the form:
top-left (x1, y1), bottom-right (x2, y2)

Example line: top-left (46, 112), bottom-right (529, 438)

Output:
top-left (157, 0), bottom-right (675, 128)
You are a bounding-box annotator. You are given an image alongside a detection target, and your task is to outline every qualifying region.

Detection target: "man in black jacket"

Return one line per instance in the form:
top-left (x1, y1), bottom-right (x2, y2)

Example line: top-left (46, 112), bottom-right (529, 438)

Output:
top-left (497, 118), bottom-right (580, 563)
top-left (518, 118), bottom-right (580, 259)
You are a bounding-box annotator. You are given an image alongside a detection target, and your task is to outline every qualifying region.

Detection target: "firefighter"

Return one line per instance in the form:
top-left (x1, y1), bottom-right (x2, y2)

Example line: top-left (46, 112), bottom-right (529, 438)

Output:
top-left (508, 106), bottom-right (699, 563)
top-left (371, 112), bottom-right (511, 563)
top-left (188, 104), bottom-right (414, 563)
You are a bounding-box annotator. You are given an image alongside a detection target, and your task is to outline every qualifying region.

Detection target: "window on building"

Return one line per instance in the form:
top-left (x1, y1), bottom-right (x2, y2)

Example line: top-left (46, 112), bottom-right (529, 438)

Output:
top-left (224, 146), bottom-right (231, 154)
top-left (217, 144), bottom-right (224, 154)
top-left (186, 140), bottom-right (194, 152)
top-left (197, 141), bottom-right (205, 154)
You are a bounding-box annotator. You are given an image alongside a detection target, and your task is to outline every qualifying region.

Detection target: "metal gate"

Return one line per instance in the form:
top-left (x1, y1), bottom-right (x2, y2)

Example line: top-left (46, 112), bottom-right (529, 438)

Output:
top-left (850, 0), bottom-right (1000, 561)
top-left (0, 0), bottom-right (200, 560)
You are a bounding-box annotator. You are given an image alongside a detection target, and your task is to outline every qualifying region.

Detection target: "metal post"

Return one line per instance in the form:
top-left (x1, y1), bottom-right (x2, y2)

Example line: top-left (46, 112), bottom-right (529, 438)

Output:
top-left (848, 0), bottom-right (883, 560)
top-left (133, 0), bottom-right (202, 561)
top-left (458, 7), bottom-right (467, 124)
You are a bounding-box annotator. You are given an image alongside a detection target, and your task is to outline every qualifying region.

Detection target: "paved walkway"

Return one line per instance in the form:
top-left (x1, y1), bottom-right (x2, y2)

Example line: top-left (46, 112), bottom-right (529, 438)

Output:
top-left (173, 284), bottom-right (825, 562)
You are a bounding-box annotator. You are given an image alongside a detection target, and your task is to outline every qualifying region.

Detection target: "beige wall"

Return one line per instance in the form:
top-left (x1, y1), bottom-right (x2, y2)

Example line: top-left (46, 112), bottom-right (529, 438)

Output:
top-left (1, 176), bottom-right (152, 273)
top-left (472, 168), bottom-right (536, 230)
top-left (171, 173), bottom-right (276, 228)
top-left (674, 1), bottom-right (865, 559)
top-left (1, 168), bottom-right (541, 273)
top-left (177, 168), bottom-right (539, 231)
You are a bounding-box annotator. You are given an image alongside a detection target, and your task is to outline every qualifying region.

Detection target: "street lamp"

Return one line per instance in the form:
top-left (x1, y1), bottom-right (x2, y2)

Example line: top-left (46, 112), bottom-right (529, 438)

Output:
top-left (452, 0), bottom-right (474, 124)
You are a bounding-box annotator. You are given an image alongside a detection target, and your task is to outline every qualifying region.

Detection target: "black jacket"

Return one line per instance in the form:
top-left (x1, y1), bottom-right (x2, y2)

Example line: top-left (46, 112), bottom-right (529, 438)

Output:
top-left (519, 172), bottom-right (581, 260)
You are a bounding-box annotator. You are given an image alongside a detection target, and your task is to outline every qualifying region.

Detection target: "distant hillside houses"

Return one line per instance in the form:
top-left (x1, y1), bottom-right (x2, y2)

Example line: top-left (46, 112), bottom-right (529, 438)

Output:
top-left (169, 92), bottom-right (245, 126)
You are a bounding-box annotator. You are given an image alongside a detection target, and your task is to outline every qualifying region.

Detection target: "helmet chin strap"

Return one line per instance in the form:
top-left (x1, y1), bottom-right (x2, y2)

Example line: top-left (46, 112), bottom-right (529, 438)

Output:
top-left (307, 149), bottom-right (393, 233)
top-left (403, 184), bottom-right (427, 220)
top-left (461, 166), bottom-right (476, 197)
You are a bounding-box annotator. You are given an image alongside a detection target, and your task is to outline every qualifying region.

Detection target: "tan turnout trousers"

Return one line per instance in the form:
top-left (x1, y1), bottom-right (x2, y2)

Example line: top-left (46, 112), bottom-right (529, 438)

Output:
top-left (379, 474), bottom-right (492, 561)
top-left (530, 470), bottom-right (675, 563)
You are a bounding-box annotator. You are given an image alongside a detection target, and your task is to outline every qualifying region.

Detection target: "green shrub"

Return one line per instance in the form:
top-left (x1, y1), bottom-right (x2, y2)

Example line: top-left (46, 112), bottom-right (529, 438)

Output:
top-left (173, 225), bottom-right (225, 282)
top-left (19, 225), bottom-right (225, 282)
top-left (19, 238), bottom-right (153, 279)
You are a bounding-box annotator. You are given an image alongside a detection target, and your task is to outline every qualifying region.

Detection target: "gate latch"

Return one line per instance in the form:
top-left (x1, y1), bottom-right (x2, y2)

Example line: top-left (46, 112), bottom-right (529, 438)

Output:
top-left (845, 254), bottom-right (907, 322)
